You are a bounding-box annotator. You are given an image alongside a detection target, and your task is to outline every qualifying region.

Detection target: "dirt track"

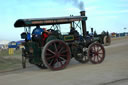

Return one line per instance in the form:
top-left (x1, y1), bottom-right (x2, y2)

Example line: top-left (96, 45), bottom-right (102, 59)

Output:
top-left (0, 37), bottom-right (128, 85)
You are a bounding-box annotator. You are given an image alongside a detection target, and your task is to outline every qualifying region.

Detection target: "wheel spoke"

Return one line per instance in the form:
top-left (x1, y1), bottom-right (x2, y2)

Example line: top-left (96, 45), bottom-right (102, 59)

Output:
top-left (61, 49), bottom-right (68, 54)
top-left (46, 53), bottom-right (53, 56)
top-left (53, 58), bottom-right (57, 65)
top-left (98, 53), bottom-right (103, 54)
top-left (97, 46), bottom-right (99, 52)
top-left (91, 48), bottom-right (94, 53)
top-left (97, 56), bottom-right (99, 62)
top-left (98, 52), bottom-right (104, 58)
top-left (94, 45), bottom-right (96, 51)
top-left (92, 56), bottom-right (94, 61)
top-left (98, 54), bottom-right (103, 59)
top-left (47, 49), bottom-right (55, 55)
top-left (46, 55), bottom-right (55, 60)
top-left (54, 43), bottom-right (57, 52)
top-left (91, 48), bottom-right (95, 53)
top-left (95, 56), bottom-right (98, 62)
top-left (48, 59), bottom-right (54, 66)
top-left (56, 59), bottom-right (60, 67)
top-left (93, 55), bottom-right (96, 61)
top-left (60, 50), bottom-right (66, 54)
top-left (60, 54), bottom-right (66, 57)
top-left (49, 58), bottom-right (57, 66)
top-left (59, 56), bottom-right (66, 61)
top-left (59, 47), bottom-right (64, 53)
top-left (57, 43), bottom-right (61, 51)
top-left (96, 46), bottom-right (99, 52)
top-left (58, 58), bottom-right (63, 66)
top-left (97, 56), bottom-right (101, 62)
top-left (98, 48), bottom-right (102, 52)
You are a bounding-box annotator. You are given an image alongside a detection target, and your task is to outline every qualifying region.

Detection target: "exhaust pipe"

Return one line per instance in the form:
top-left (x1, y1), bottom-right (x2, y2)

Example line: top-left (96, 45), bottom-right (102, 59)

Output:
top-left (80, 11), bottom-right (87, 37)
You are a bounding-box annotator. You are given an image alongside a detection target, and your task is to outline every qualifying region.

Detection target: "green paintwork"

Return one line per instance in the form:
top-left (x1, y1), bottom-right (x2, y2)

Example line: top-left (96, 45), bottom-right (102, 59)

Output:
top-left (24, 41), bottom-right (42, 64)
top-left (25, 21), bottom-right (32, 25)
top-left (45, 35), bottom-right (57, 43)
top-left (82, 17), bottom-right (87, 21)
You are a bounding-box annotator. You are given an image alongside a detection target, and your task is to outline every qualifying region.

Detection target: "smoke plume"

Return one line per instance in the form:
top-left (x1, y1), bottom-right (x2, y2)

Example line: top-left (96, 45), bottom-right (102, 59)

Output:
top-left (71, 0), bottom-right (85, 11)
top-left (57, 0), bottom-right (85, 11)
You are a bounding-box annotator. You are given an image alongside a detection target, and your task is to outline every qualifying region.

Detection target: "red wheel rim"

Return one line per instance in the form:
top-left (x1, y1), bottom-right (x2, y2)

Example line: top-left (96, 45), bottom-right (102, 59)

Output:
top-left (43, 40), bottom-right (71, 70)
top-left (88, 43), bottom-right (105, 64)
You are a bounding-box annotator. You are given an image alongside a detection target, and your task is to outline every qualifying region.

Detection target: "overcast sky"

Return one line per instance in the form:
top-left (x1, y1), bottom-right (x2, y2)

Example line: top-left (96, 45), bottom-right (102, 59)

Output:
top-left (0, 0), bottom-right (128, 41)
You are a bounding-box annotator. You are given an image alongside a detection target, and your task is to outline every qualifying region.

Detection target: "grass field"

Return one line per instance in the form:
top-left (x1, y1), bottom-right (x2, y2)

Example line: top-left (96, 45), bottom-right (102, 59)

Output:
top-left (0, 49), bottom-right (22, 72)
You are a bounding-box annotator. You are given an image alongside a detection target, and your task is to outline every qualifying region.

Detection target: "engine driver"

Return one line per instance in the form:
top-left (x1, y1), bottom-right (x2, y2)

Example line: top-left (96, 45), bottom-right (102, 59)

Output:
top-left (32, 26), bottom-right (51, 46)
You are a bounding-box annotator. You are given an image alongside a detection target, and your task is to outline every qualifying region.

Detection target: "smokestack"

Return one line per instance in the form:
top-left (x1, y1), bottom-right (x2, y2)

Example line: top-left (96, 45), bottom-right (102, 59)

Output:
top-left (91, 28), bottom-right (93, 33)
top-left (80, 11), bottom-right (87, 37)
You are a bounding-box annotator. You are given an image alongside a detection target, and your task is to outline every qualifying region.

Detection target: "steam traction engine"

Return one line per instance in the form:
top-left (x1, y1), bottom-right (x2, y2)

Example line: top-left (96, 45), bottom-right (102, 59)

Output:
top-left (14, 11), bottom-right (105, 70)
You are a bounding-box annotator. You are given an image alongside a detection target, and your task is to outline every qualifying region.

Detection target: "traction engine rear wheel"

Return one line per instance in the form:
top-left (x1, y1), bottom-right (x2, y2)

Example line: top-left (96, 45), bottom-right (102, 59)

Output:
top-left (88, 43), bottom-right (105, 64)
top-left (42, 40), bottom-right (71, 70)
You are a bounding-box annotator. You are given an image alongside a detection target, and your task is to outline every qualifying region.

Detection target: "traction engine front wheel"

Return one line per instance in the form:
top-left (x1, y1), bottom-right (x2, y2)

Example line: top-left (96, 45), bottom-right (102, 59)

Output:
top-left (88, 43), bottom-right (105, 64)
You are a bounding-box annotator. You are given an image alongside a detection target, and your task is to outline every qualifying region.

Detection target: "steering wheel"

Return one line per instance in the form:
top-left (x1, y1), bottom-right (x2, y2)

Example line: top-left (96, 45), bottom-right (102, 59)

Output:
top-left (47, 29), bottom-right (55, 32)
top-left (47, 29), bottom-right (61, 35)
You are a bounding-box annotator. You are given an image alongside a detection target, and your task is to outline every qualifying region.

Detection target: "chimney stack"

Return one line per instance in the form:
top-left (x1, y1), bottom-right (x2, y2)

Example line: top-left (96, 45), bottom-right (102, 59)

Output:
top-left (80, 11), bottom-right (87, 37)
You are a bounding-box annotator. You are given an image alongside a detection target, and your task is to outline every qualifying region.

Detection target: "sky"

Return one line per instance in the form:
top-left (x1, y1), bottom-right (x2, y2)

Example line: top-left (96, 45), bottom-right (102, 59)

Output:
top-left (0, 0), bottom-right (128, 41)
